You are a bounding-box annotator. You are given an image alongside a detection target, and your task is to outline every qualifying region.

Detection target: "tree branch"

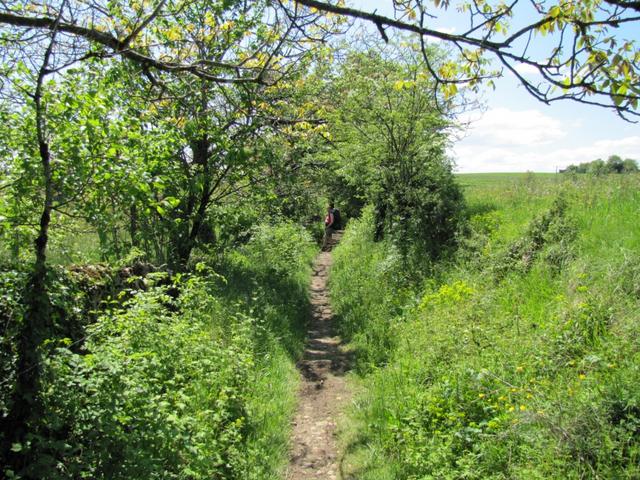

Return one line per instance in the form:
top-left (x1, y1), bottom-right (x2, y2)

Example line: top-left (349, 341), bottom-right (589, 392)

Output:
top-left (0, 11), bottom-right (264, 84)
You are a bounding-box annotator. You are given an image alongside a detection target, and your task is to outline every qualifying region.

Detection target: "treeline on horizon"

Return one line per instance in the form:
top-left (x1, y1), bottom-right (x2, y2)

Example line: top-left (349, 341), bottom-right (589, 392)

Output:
top-left (562, 154), bottom-right (639, 174)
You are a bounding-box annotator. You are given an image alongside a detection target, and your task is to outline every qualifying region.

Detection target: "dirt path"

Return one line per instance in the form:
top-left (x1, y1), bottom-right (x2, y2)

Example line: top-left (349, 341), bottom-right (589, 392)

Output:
top-left (287, 236), bottom-right (352, 480)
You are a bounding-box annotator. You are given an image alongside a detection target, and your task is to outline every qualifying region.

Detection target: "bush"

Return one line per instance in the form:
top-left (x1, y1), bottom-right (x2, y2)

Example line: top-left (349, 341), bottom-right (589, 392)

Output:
top-left (331, 207), bottom-right (414, 371)
top-left (31, 278), bottom-right (257, 479)
top-left (336, 174), bottom-right (640, 479)
top-left (3, 221), bottom-right (316, 479)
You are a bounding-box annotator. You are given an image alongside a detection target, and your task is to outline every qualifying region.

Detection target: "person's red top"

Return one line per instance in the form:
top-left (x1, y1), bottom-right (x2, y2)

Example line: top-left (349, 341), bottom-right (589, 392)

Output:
top-left (325, 212), bottom-right (334, 226)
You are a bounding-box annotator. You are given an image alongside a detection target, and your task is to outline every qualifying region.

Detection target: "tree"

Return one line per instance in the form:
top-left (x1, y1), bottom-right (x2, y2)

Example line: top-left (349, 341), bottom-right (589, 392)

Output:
top-left (588, 158), bottom-right (608, 175)
top-left (287, 0), bottom-right (640, 119)
top-left (0, 1), bottom-right (339, 472)
top-left (606, 154), bottom-right (625, 172)
top-left (622, 157), bottom-right (639, 172)
top-left (0, 6), bottom-right (65, 471)
top-left (103, 5), bottom-right (334, 268)
top-left (562, 155), bottom-right (639, 174)
top-left (321, 44), bottom-right (464, 262)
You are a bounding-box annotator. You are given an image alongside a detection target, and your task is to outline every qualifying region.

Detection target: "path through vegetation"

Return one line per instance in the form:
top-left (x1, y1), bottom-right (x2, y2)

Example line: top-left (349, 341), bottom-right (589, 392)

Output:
top-left (287, 234), bottom-right (351, 479)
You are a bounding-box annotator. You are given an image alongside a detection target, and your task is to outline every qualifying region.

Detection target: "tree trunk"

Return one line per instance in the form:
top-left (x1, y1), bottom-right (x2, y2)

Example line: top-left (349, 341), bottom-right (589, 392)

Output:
top-left (1, 128), bottom-right (55, 480)
top-left (170, 136), bottom-right (213, 270)
top-left (0, 24), bottom-right (59, 474)
top-left (130, 203), bottom-right (139, 248)
top-left (374, 201), bottom-right (386, 242)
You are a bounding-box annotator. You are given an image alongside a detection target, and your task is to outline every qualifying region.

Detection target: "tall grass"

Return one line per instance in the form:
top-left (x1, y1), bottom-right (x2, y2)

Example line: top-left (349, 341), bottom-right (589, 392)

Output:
top-left (334, 174), bottom-right (640, 479)
top-left (2, 221), bottom-right (316, 479)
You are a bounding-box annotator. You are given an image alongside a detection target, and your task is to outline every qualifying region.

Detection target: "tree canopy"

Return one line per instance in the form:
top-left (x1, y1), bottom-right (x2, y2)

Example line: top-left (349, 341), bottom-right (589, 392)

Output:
top-left (292, 0), bottom-right (640, 119)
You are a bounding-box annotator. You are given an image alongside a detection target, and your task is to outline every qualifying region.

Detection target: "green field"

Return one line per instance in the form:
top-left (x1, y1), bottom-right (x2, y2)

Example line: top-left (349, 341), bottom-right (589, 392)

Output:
top-left (333, 173), bottom-right (640, 479)
top-left (456, 171), bottom-right (558, 186)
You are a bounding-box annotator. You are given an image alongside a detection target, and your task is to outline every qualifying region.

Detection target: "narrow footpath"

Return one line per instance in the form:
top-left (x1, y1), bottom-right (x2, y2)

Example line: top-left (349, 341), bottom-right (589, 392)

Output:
top-left (287, 233), bottom-right (352, 480)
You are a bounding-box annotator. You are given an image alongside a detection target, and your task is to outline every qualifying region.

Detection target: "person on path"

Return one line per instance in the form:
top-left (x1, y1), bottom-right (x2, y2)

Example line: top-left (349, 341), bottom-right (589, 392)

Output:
top-left (322, 202), bottom-right (338, 251)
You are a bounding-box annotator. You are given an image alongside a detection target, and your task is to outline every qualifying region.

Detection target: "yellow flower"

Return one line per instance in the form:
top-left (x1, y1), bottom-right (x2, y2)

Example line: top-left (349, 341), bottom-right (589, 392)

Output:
top-left (579, 374), bottom-right (586, 380)
top-left (519, 405), bottom-right (527, 411)
top-left (478, 393), bottom-right (486, 399)
top-left (508, 406), bottom-right (515, 412)
top-left (516, 366), bottom-right (524, 373)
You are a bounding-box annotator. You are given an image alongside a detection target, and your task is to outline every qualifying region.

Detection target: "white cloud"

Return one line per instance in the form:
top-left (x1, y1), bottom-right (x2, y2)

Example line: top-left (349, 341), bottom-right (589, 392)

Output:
top-left (462, 107), bottom-right (566, 146)
top-left (513, 63), bottom-right (540, 76)
top-left (451, 145), bottom-right (547, 172)
top-left (450, 107), bottom-right (640, 173)
top-left (548, 136), bottom-right (640, 166)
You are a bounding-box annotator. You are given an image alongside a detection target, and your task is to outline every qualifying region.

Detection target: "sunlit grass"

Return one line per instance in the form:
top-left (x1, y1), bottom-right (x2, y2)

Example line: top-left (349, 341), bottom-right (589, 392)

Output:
top-left (335, 173), bottom-right (640, 479)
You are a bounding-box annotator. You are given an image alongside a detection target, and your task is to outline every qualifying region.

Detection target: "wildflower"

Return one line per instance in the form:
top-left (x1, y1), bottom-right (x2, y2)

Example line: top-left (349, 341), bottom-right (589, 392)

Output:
top-left (519, 405), bottom-right (527, 411)
top-left (508, 405), bottom-right (515, 412)
top-left (478, 393), bottom-right (485, 399)
top-left (516, 366), bottom-right (524, 373)
top-left (579, 374), bottom-right (586, 380)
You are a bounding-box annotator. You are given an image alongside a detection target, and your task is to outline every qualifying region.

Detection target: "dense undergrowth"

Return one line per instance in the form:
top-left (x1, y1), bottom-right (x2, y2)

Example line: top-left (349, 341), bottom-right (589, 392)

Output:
top-left (1, 222), bottom-right (315, 479)
top-left (332, 174), bottom-right (640, 479)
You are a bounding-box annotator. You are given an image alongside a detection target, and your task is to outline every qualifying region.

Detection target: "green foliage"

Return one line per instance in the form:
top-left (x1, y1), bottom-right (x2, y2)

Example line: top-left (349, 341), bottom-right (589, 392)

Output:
top-left (240, 222), bottom-right (316, 281)
top-left (320, 48), bottom-right (465, 261)
top-left (38, 281), bottom-right (255, 479)
top-left (563, 155), bottom-right (639, 174)
top-left (335, 174), bottom-right (640, 479)
top-left (330, 207), bottom-right (414, 371)
top-left (0, 264), bottom-right (29, 417)
top-left (1, 222), bottom-right (315, 479)
top-left (213, 221), bottom-right (316, 358)
top-left (492, 195), bottom-right (577, 278)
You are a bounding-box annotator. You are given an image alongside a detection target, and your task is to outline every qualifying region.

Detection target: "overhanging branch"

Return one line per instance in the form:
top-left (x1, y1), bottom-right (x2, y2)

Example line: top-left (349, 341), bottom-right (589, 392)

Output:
top-left (0, 11), bottom-right (264, 84)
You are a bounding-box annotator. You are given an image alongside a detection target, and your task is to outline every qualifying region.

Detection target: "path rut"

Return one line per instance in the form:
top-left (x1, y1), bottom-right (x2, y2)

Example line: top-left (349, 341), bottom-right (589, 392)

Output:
top-left (287, 236), bottom-right (351, 480)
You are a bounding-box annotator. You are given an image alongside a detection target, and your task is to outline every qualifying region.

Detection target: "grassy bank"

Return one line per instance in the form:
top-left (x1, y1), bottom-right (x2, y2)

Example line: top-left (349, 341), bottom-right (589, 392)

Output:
top-left (332, 173), bottom-right (640, 479)
top-left (2, 222), bottom-right (315, 480)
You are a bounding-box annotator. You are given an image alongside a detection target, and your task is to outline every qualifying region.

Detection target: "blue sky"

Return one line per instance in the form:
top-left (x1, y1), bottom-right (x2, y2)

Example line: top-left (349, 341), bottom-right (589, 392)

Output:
top-left (348, 1), bottom-right (640, 172)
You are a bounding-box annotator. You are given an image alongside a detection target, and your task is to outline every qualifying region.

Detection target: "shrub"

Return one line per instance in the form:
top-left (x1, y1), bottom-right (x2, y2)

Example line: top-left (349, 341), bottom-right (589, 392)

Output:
top-left (3, 221), bottom-right (315, 479)
top-left (336, 174), bottom-right (640, 479)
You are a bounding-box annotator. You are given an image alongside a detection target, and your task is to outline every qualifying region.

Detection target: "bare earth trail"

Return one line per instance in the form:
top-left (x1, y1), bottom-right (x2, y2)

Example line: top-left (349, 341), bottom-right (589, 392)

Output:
top-left (287, 233), bottom-right (352, 480)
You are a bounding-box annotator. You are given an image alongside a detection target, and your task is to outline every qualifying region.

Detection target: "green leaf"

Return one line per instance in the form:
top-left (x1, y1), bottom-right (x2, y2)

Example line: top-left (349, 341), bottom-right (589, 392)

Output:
top-left (164, 197), bottom-right (181, 208)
